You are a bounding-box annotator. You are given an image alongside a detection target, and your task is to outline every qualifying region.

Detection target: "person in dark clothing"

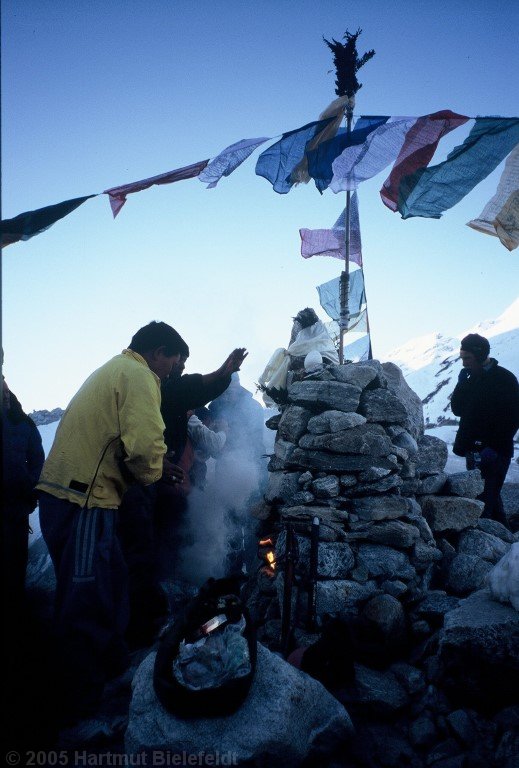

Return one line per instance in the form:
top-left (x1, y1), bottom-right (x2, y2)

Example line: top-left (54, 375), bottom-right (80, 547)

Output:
top-left (451, 333), bottom-right (519, 527)
top-left (2, 379), bottom-right (45, 622)
top-left (118, 346), bottom-right (247, 646)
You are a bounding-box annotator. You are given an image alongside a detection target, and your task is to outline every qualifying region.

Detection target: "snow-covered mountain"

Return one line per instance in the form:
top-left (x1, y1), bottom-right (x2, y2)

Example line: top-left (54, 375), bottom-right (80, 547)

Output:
top-left (386, 298), bottom-right (519, 428)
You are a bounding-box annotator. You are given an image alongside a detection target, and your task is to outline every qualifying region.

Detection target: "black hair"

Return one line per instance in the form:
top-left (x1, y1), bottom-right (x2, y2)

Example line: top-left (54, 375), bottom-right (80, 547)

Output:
top-left (460, 333), bottom-right (490, 363)
top-left (129, 321), bottom-right (189, 357)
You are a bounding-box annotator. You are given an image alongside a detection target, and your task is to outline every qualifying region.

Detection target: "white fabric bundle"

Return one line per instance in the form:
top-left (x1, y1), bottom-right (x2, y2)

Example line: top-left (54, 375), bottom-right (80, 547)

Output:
top-left (487, 542), bottom-right (519, 612)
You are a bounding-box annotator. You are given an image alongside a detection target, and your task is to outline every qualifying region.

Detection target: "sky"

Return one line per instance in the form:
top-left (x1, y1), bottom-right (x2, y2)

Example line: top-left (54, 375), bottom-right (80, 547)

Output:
top-left (2, 0), bottom-right (519, 412)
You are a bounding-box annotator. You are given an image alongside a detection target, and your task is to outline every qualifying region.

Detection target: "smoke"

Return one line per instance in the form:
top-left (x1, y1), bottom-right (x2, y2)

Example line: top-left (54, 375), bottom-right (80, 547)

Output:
top-left (178, 389), bottom-right (271, 586)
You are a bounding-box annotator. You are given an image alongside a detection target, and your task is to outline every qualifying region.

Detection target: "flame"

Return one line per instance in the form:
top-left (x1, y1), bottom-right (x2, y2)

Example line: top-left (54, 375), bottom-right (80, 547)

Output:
top-left (266, 551), bottom-right (276, 570)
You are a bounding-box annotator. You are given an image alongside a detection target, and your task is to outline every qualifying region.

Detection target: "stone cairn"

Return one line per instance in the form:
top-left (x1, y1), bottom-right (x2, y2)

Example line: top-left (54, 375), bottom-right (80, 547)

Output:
top-left (244, 359), bottom-right (519, 768)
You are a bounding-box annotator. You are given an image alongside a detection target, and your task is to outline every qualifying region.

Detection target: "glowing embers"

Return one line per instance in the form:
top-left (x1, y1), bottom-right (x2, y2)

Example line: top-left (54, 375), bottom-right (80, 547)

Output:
top-left (258, 537), bottom-right (277, 573)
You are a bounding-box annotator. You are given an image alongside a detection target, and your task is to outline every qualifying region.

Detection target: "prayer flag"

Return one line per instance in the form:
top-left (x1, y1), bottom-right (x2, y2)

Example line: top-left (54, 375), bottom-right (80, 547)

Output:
top-left (307, 116), bottom-right (389, 193)
top-left (343, 333), bottom-right (371, 362)
top-left (300, 193), bottom-right (362, 265)
top-left (255, 117), bottom-right (335, 194)
top-left (467, 144), bottom-right (519, 250)
top-left (1, 195), bottom-right (95, 247)
top-left (330, 117), bottom-right (417, 192)
top-left (199, 137), bottom-right (270, 188)
top-left (105, 159), bottom-right (209, 217)
top-left (316, 270), bottom-right (366, 325)
top-left (398, 118), bottom-right (519, 219)
top-left (290, 95), bottom-right (349, 185)
top-left (380, 110), bottom-right (469, 211)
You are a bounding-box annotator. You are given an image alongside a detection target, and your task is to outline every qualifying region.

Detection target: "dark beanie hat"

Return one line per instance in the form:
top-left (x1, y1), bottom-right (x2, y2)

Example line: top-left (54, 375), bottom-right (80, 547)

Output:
top-left (460, 333), bottom-right (490, 363)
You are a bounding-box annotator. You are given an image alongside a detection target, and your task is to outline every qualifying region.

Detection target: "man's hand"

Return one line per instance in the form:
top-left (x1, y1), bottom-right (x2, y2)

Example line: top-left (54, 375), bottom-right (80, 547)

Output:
top-left (162, 456), bottom-right (185, 484)
top-left (221, 348), bottom-right (248, 376)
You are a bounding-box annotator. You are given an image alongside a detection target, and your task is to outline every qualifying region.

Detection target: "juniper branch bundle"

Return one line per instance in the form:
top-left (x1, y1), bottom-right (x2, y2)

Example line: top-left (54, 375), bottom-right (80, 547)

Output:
top-left (323, 28), bottom-right (375, 98)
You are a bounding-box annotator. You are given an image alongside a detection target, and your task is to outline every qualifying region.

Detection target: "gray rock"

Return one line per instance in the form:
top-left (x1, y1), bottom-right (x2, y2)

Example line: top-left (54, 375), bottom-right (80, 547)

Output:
top-left (445, 554), bottom-right (493, 596)
top-left (382, 362), bottom-right (425, 438)
top-left (390, 662), bottom-right (426, 695)
top-left (351, 495), bottom-right (411, 522)
top-left (381, 580), bottom-right (408, 598)
top-left (458, 529), bottom-right (510, 564)
top-left (277, 405), bottom-right (313, 443)
top-left (411, 541), bottom-right (443, 570)
top-left (276, 532), bottom-right (354, 579)
top-left (361, 520), bottom-right (420, 549)
top-left (306, 409), bottom-right (366, 434)
top-left (299, 423), bottom-right (393, 456)
top-left (339, 473), bottom-right (357, 488)
top-left (357, 544), bottom-right (416, 580)
top-left (311, 475), bottom-right (340, 498)
top-left (415, 591), bottom-right (460, 623)
top-left (421, 496), bottom-right (483, 532)
top-left (416, 472), bottom-right (447, 495)
top-left (439, 589), bottom-right (519, 709)
top-left (359, 388), bottom-right (409, 426)
top-left (446, 709), bottom-right (478, 746)
top-left (444, 470), bottom-right (484, 499)
top-left (353, 663), bottom-right (409, 714)
top-left (391, 430), bottom-right (419, 456)
top-left (287, 379), bottom-right (362, 413)
top-left (361, 594), bottom-right (407, 645)
top-left (415, 434), bottom-right (449, 475)
top-left (274, 438), bottom-right (296, 463)
top-left (288, 448), bottom-right (398, 473)
top-left (280, 505), bottom-right (349, 524)
top-left (346, 474), bottom-right (403, 496)
top-left (289, 491), bottom-right (316, 505)
top-left (265, 471), bottom-right (301, 503)
top-left (125, 646), bottom-right (353, 766)
top-left (477, 518), bottom-right (516, 544)
top-left (328, 362), bottom-right (379, 389)
top-left (359, 466), bottom-right (391, 482)
top-left (409, 714), bottom-right (438, 747)
top-left (400, 460), bottom-right (416, 478)
top-left (316, 579), bottom-right (380, 614)
top-left (298, 470), bottom-right (313, 485)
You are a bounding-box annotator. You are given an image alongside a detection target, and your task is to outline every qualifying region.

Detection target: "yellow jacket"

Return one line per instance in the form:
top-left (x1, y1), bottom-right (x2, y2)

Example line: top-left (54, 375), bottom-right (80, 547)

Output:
top-left (37, 350), bottom-right (166, 509)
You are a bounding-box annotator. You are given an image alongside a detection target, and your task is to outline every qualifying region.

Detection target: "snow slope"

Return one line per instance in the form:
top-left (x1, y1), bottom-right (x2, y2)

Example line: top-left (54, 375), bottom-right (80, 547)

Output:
top-left (386, 298), bottom-right (519, 427)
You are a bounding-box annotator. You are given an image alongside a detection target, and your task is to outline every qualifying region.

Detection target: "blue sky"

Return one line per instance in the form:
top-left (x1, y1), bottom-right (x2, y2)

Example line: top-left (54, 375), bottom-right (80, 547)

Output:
top-left (2, 0), bottom-right (519, 411)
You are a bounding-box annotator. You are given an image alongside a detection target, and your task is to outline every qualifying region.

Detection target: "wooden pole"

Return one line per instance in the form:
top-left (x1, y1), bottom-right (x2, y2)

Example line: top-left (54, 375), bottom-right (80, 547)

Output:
top-left (339, 99), bottom-right (354, 364)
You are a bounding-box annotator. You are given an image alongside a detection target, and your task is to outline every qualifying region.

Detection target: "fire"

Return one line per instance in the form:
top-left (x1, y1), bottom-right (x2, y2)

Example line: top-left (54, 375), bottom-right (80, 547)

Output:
top-left (266, 551), bottom-right (276, 569)
top-left (258, 537), bottom-right (276, 571)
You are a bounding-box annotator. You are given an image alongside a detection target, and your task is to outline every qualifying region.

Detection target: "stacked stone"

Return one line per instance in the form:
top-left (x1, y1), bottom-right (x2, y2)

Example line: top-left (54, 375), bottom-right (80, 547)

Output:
top-left (251, 360), bottom-right (517, 642)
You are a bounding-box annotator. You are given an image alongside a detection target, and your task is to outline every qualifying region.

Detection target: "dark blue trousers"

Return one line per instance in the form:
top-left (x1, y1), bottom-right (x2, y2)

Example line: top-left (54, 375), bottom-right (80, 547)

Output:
top-left (466, 452), bottom-right (510, 527)
top-left (39, 492), bottom-right (129, 718)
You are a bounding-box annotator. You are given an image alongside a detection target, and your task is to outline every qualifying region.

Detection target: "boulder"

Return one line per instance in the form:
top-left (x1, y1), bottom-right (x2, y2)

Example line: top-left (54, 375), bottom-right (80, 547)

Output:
top-left (358, 389), bottom-right (409, 426)
top-left (357, 544), bottom-right (416, 581)
top-left (359, 520), bottom-right (420, 549)
top-left (415, 472), bottom-right (447, 495)
top-left (381, 362), bottom-right (425, 438)
top-left (420, 496), bottom-right (483, 532)
top-left (299, 423), bottom-right (393, 456)
top-left (306, 409), bottom-right (366, 434)
top-left (345, 474), bottom-right (403, 496)
top-left (125, 645), bottom-right (354, 766)
top-left (275, 532), bottom-right (354, 579)
top-left (439, 589), bottom-right (519, 710)
top-left (311, 475), bottom-right (340, 498)
top-left (265, 471), bottom-right (301, 504)
top-left (457, 529), bottom-right (510, 564)
top-left (288, 448), bottom-right (398, 473)
top-left (316, 579), bottom-right (380, 614)
top-left (287, 380), bottom-right (362, 413)
top-left (274, 438), bottom-right (296, 463)
top-left (360, 594), bottom-right (407, 648)
top-left (415, 434), bottom-right (449, 476)
top-left (277, 405), bottom-right (313, 443)
top-left (444, 470), bottom-right (484, 499)
top-left (388, 429), bottom-right (419, 456)
top-left (329, 362), bottom-right (380, 389)
top-left (351, 496), bottom-right (411, 522)
top-left (352, 664), bottom-right (409, 714)
top-left (445, 554), bottom-right (493, 596)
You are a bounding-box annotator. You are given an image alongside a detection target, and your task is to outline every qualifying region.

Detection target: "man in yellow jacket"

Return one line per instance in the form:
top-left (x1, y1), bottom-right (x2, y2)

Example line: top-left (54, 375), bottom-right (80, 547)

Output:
top-left (37, 320), bottom-right (187, 721)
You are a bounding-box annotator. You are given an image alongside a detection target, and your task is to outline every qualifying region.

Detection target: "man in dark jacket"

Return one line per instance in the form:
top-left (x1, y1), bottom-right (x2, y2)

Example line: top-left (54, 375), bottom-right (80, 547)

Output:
top-left (2, 378), bottom-right (45, 623)
top-left (451, 333), bottom-right (519, 526)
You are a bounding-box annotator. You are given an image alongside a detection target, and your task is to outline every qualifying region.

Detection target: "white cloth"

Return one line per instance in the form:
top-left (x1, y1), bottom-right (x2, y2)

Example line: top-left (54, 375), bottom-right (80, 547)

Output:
top-left (488, 542), bottom-right (519, 612)
top-left (258, 321), bottom-right (339, 405)
top-left (467, 144), bottom-right (519, 251)
top-left (187, 415), bottom-right (226, 457)
top-left (199, 137), bottom-right (270, 188)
